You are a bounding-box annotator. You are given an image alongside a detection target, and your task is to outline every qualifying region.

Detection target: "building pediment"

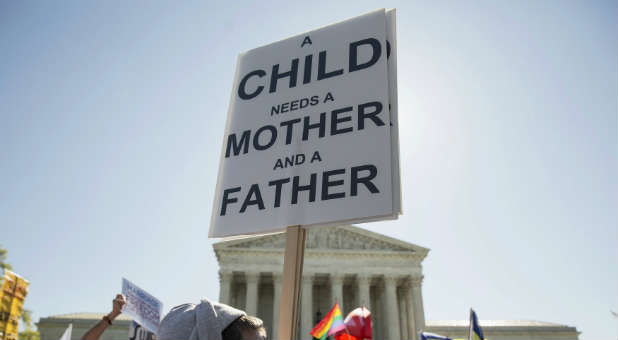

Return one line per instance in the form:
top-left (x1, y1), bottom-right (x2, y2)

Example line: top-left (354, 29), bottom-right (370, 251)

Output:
top-left (214, 225), bottom-right (429, 255)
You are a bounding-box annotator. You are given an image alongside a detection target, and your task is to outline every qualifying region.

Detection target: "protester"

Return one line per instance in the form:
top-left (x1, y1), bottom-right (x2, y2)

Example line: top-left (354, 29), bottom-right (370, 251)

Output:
top-left (157, 298), bottom-right (266, 340)
top-left (81, 294), bottom-right (126, 340)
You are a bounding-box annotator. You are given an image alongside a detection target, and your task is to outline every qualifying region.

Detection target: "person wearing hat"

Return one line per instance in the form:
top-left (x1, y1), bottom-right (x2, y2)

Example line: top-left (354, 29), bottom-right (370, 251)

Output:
top-left (157, 298), bottom-right (266, 340)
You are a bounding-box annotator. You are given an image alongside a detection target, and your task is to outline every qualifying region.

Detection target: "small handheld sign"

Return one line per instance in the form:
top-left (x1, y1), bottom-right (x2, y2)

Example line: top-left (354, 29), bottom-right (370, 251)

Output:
top-left (210, 8), bottom-right (399, 339)
top-left (121, 278), bottom-right (163, 334)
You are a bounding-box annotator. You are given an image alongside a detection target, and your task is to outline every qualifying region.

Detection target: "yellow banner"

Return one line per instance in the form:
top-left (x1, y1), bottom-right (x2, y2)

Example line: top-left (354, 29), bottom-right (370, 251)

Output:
top-left (0, 269), bottom-right (29, 340)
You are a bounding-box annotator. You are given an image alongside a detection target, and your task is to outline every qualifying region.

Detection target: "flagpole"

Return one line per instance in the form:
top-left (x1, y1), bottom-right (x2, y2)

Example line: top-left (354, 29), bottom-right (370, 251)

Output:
top-left (336, 297), bottom-right (348, 337)
top-left (468, 308), bottom-right (473, 340)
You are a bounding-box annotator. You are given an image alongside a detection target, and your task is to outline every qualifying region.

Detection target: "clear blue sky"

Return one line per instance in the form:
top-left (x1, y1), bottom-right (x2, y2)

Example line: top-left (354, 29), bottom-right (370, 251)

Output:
top-left (1, 1), bottom-right (616, 339)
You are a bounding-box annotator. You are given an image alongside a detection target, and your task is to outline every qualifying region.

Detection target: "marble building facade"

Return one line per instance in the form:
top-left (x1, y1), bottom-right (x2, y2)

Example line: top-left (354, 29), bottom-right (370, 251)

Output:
top-left (214, 225), bottom-right (579, 340)
top-left (215, 225), bottom-right (430, 339)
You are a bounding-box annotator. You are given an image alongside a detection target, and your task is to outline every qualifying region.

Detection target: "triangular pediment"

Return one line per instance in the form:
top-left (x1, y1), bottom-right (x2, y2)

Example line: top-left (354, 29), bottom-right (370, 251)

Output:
top-left (214, 225), bottom-right (429, 254)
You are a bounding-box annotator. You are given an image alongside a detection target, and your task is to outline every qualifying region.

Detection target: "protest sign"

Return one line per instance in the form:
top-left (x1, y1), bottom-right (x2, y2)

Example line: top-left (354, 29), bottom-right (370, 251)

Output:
top-left (121, 278), bottom-right (162, 334)
top-left (0, 269), bottom-right (29, 340)
top-left (129, 321), bottom-right (155, 340)
top-left (210, 9), bottom-right (400, 238)
top-left (209, 8), bottom-right (400, 339)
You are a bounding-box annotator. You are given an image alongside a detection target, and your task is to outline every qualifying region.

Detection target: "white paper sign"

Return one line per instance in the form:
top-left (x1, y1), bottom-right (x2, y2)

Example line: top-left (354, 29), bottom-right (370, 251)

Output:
top-left (121, 278), bottom-right (163, 334)
top-left (129, 321), bottom-right (155, 340)
top-left (210, 9), bottom-right (400, 238)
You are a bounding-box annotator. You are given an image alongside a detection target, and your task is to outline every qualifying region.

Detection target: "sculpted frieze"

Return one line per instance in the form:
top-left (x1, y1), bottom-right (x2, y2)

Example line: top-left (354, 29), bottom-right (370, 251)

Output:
top-left (228, 227), bottom-right (412, 252)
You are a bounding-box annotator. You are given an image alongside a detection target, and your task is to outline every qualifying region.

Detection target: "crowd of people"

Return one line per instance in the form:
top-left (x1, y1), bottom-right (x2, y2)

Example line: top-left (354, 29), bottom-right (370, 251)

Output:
top-left (81, 294), bottom-right (267, 340)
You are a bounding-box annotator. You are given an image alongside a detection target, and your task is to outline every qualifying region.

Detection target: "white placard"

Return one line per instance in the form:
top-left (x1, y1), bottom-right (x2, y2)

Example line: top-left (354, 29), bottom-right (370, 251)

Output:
top-left (129, 321), bottom-right (156, 340)
top-left (210, 9), bottom-right (400, 238)
top-left (121, 278), bottom-right (162, 334)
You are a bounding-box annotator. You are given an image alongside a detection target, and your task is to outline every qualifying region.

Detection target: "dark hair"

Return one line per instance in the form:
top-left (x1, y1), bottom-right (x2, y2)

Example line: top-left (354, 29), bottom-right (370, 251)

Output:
top-left (222, 315), bottom-right (265, 340)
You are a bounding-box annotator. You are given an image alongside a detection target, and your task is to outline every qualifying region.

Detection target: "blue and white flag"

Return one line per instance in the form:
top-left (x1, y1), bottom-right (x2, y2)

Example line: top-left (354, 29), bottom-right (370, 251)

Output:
top-left (420, 331), bottom-right (452, 340)
top-left (122, 278), bottom-right (163, 334)
top-left (468, 309), bottom-right (485, 340)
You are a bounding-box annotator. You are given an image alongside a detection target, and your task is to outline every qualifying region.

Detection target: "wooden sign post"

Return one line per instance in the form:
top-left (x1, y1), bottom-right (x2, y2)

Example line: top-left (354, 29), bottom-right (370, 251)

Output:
top-left (277, 226), bottom-right (306, 340)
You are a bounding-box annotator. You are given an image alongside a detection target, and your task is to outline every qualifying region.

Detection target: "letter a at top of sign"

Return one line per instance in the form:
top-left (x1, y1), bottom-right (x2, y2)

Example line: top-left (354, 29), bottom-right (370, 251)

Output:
top-left (209, 9), bottom-right (401, 238)
top-left (301, 36), bottom-right (312, 47)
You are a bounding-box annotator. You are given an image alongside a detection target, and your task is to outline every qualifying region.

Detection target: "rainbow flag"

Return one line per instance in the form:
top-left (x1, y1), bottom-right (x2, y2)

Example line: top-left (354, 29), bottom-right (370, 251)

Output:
top-left (310, 302), bottom-right (346, 340)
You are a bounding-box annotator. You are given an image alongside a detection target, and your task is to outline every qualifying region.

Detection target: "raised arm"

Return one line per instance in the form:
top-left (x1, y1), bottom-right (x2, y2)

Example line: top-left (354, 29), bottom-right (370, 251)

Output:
top-left (81, 294), bottom-right (126, 340)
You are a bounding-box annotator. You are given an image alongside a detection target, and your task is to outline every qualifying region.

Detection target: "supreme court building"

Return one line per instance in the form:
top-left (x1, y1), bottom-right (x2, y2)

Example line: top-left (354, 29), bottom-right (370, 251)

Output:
top-left (214, 225), bottom-right (580, 340)
top-left (37, 225), bottom-right (580, 340)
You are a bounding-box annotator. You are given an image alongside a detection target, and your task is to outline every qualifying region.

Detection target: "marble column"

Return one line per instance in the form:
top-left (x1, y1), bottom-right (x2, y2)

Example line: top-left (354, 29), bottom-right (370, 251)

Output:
top-left (404, 279), bottom-right (417, 340)
top-left (384, 276), bottom-right (400, 339)
top-left (398, 292), bottom-right (407, 339)
top-left (357, 274), bottom-right (371, 307)
top-left (272, 273), bottom-right (282, 340)
top-left (218, 270), bottom-right (233, 305)
top-left (245, 272), bottom-right (260, 316)
top-left (300, 274), bottom-right (314, 340)
top-left (411, 276), bottom-right (425, 331)
top-left (331, 274), bottom-right (344, 307)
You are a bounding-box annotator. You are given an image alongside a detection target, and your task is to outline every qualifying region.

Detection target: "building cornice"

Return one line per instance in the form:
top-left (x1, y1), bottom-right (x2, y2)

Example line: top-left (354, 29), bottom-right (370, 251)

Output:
top-left (215, 248), bottom-right (427, 261)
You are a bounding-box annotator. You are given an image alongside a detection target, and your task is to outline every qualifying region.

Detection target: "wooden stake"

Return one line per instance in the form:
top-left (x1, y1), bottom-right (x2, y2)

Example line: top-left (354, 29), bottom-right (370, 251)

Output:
top-left (277, 225), bottom-right (306, 340)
